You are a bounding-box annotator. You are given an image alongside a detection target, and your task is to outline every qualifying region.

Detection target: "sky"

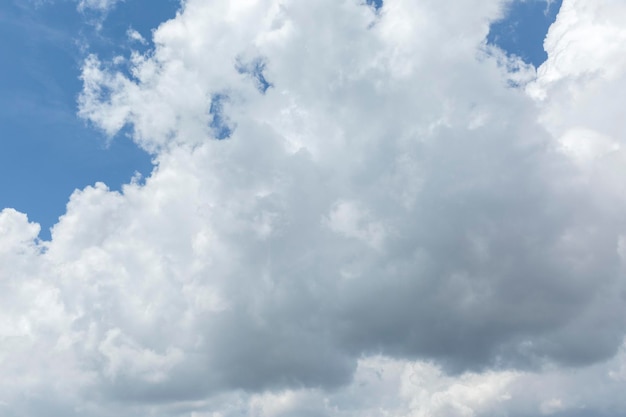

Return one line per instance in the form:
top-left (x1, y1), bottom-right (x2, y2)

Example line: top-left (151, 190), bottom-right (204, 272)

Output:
top-left (487, 0), bottom-right (562, 67)
top-left (0, 0), bottom-right (558, 240)
top-left (0, 0), bottom-right (178, 240)
top-left (0, 0), bottom-right (560, 241)
top-left (1, 0), bottom-right (626, 416)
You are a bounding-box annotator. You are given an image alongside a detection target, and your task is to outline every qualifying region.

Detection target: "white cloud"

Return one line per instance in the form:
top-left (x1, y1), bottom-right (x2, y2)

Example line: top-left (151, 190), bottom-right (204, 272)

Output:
top-left (325, 200), bottom-right (387, 250)
top-left (127, 28), bottom-right (147, 45)
top-left (3, 0), bottom-right (626, 415)
top-left (77, 0), bottom-right (123, 12)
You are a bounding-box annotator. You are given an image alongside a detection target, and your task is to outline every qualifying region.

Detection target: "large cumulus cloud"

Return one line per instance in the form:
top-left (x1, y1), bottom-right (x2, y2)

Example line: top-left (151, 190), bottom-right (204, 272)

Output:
top-left (2, 0), bottom-right (626, 415)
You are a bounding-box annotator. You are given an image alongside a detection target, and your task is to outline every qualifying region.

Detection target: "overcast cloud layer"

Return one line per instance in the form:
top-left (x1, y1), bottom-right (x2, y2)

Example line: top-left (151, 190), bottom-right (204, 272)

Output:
top-left (2, 0), bottom-right (626, 415)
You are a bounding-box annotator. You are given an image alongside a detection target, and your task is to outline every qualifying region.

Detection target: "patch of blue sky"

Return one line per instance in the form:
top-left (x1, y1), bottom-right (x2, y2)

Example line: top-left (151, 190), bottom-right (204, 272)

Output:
top-left (367, 0), bottom-right (383, 11)
top-left (86, 0), bottom-right (180, 59)
top-left (209, 94), bottom-right (234, 140)
top-left (236, 57), bottom-right (272, 94)
top-left (0, 0), bottom-right (179, 240)
top-left (487, 0), bottom-right (563, 67)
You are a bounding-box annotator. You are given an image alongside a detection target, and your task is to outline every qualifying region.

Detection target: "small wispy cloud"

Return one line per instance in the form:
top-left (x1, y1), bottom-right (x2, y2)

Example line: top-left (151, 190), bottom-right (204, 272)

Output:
top-left (77, 0), bottom-right (123, 13)
top-left (126, 27), bottom-right (146, 44)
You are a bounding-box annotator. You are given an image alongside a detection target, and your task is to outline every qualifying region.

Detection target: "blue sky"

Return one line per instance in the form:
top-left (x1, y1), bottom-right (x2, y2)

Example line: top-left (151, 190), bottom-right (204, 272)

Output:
top-left (487, 0), bottom-right (563, 67)
top-left (1, 0), bottom-right (560, 240)
top-left (0, 0), bottom-right (178, 239)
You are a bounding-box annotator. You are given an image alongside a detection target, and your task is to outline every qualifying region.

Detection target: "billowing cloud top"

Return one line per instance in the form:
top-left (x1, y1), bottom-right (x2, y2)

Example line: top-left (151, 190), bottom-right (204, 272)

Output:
top-left (2, 0), bottom-right (626, 416)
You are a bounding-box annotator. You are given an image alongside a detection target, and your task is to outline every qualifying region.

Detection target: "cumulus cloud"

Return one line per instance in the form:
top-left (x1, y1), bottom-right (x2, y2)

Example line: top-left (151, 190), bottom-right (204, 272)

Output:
top-left (2, 0), bottom-right (626, 415)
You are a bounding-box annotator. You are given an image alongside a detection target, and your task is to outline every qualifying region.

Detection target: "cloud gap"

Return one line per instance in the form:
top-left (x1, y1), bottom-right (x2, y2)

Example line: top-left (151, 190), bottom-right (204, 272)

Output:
top-left (366, 0), bottom-right (383, 11)
top-left (209, 94), bottom-right (234, 140)
top-left (487, 0), bottom-right (563, 67)
top-left (236, 57), bottom-right (273, 94)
